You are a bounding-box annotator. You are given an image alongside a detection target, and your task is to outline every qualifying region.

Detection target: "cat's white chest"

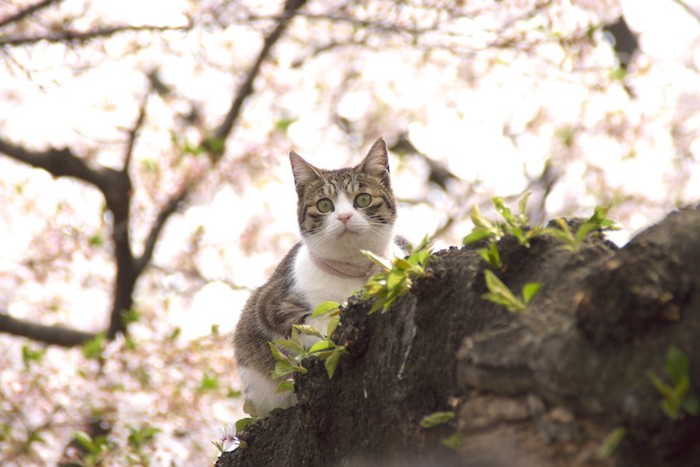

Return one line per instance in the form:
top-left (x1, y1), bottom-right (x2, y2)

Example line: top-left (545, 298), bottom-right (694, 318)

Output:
top-left (292, 244), bottom-right (366, 308)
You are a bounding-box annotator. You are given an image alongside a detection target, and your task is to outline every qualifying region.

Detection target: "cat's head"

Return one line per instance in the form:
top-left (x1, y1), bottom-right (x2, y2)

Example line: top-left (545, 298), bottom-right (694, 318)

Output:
top-left (289, 138), bottom-right (396, 261)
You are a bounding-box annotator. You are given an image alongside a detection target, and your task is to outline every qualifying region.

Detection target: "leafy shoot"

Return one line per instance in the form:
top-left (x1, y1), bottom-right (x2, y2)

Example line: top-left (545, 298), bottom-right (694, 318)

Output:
top-left (269, 302), bottom-right (346, 393)
top-left (362, 236), bottom-right (433, 314)
top-left (464, 192), bottom-right (543, 249)
top-left (647, 345), bottom-right (699, 420)
top-left (545, 205), bottom-right (619, 252)
top-left (596, 426), bottom-right (627, 460)
top-left (482, 270), bottom-right (542, 313)
top-left (419, 411), bottom-right (456, 428)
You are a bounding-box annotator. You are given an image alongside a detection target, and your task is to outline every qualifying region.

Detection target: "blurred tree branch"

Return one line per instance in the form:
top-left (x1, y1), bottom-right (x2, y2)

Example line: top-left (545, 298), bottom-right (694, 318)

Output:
top-left (0, 0), bottom-right (64, 29)
top-left (208, 0), bottom-right (308, 158)
top-left (0, 310), bottom-right (96, 347)
top-left (671, 0), bottom-right (700, 25)
top-left (0, 24), bottom-right (192, 47)
top-left (0, 0), bottom-right (308, 347)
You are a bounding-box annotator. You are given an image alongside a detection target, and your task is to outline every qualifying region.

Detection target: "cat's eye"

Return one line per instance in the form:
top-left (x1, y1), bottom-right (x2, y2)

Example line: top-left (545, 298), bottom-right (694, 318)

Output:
top-left (316, 198), bottom-right (334, 213)
top-left (354, 193), bottom-right (372, 208)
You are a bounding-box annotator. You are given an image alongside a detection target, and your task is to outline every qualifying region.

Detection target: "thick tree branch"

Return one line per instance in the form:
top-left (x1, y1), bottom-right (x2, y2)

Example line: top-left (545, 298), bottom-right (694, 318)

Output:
top-left (0, 311), bottom-right (96, 347)
top-left (0, 136), bottom-right (134, 341)
top-left (208, 0), bottom-right (307, 157)
top-left (0, 137), bottom-right (117, 192)
top-left (0, 24), bottom-right (190, 47)
top-left (0, 0), bottom-right (64, 29)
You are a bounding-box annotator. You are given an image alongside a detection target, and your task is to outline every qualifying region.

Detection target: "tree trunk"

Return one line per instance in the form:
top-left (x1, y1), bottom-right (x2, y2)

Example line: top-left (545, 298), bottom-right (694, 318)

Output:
top-left (217, 208), bottom-right (700, 467)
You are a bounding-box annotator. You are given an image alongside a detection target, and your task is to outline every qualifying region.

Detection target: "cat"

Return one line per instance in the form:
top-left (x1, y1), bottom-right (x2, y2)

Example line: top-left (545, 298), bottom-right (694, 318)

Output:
top-left (232, 137), bottom-right (400, 416)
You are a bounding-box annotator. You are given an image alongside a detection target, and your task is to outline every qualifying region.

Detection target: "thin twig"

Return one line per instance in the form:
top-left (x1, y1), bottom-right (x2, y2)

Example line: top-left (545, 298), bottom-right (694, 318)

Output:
top-left (123, 93), bottom-right (149, 173)
top-left (670, 0), bottom-right (700, 26)
top-left (134, 185), bottom-right (192, 276)
top-left (0, 24), bottom-right (190, 47)
top-left (209, 0), bottom-right (308, 156)
top-left (0, 0), bottom-right (64, 29)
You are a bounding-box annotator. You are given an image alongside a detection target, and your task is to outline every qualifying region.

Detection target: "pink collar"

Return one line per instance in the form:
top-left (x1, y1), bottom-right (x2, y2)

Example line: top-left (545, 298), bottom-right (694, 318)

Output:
top-left (309, 251), bottom-right (383, 279)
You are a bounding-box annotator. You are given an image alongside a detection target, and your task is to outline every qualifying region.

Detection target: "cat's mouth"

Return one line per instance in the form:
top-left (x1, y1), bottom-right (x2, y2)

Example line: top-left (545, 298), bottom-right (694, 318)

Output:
top-left (338, 225), bottom-right (361, 236)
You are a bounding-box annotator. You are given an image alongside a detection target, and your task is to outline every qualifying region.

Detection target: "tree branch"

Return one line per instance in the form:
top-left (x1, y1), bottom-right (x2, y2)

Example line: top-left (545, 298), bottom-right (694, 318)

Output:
top-left (123, 93), bottom-right (149, 173)
top-left (208, 0), bottom-right (307, 157)
top-left (0, 136), bottom-right (135, 341)
top-left (134, 184), bottom-right (192, 276)
top-left (0, 0), bottom-right (64, 30)
top-left (0, 24), bottom-right (190, 47)
top-left (0, 137), bottom-right (115, 191)
top-left (671, 0), bottom-right (700, 26)
top-left (0, 311), bottom-right (96, 347)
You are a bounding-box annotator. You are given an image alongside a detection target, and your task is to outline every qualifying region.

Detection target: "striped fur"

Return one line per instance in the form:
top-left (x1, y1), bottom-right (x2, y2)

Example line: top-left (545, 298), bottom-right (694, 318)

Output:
top-left (233, 138), bottom-right (398, 415)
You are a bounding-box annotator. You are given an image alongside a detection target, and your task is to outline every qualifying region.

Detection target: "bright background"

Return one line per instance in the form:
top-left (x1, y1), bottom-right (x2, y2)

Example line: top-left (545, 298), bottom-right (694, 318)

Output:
top-left (1, 0), bottom-right (700, 464)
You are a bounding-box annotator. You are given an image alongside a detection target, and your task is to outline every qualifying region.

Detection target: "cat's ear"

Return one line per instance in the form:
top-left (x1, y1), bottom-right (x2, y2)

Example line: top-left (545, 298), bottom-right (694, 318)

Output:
top-left (289, 151), bottom-right (323, 187)
top-left (357, 137), bottom-right (389, 178)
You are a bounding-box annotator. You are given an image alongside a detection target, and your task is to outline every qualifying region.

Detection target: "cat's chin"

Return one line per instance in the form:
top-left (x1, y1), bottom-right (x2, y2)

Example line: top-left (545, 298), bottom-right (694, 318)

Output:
top-left (304, 231), bottom-right (392, 262)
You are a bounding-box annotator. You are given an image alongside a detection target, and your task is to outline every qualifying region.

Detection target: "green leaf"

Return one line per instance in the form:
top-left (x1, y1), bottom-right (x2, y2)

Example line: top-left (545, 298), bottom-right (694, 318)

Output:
top-left (200, 373), bottom-right (219, 390)
top-left (647, 370), bottom-right (674, 399)
top-left (73, 431), bottom-right (100, 455)
top-left (271, 360), bottom-right (301, 379)
top-left (477, 243), bottom-right (502, 269)
top-left (243, 400), bottom-right (259, 417)
top-left (361, 249), bottom-right (393, 271)
top-left (517, 191), bottom-right (532, 217)
top-left (410, 248), bottom-right (432, 266)
top-left (596, 426), bottom-right (627, 460)
top-left (522, 282), bottom-right (543, 304)
top-left (470, 204), bottom-right (493, 229)
top-left (121, 308), bottom-right (140, 326)
top-left (202, 136), bottom-right (226, 154)
top-left (665, 345), bottom-right (690, 385)
top-left (310, 301), bottom-right (340, 318)
top-left (270, 338), bottom-right (305, 356)
top-left (326, 315), bottom-right (340, 337)
top-left (88, 233), bottom-right (104, 247)
top-left (324, 349), bottom-right (344, 379)
top-left (661, 399), bottom-right (681, 420)
top-left (440, 432), bottom-right (463, 450)
top-left (168, 326), bottom-right (181, 340)
top-left (464, 227), bottom-right (492, 245)
top-left (394, 258), bottom-right (413, 271)
top-left (275, 118), bottom-right (297, 132)
top-left (482, 270), bottom-right (525, 312)
top-left (576, 205), bottom-right (618, 241)
top-left (275, 380), bottom-right (294, 393)
top-left (269, 342), bottom-right (293, 364)
top-left (309, 340), bottom-right (333, 353)
top-left (235, 417), bottom-right (255, 433)
top-left (81, 334), bottom-right (105, 360)
top-left (419, 411), bottom-right (456, 428)
top-left (386, 271), bottom-right (404, 290)
top-left (26, 429), bottom-right (45, 446)
top-left (293, 324), bottom-right (325, 339)
top-left (127, 425), bottom-right (160, 448)
top-left (21, 344), bottom-right (45, 368)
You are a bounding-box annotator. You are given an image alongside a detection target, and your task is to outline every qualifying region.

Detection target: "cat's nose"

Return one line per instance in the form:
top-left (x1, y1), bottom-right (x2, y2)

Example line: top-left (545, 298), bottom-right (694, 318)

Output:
top-left (337, 213), bottom-right (353, 224)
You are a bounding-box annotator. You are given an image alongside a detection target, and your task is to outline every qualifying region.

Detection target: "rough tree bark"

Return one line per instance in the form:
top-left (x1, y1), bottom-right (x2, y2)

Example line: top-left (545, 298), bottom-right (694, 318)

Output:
top-left (217, 207), bottom-right (700, 467)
